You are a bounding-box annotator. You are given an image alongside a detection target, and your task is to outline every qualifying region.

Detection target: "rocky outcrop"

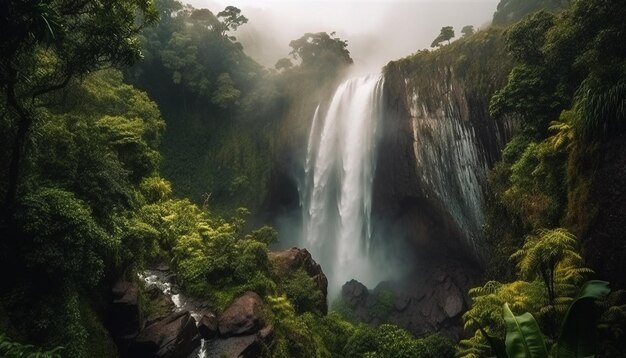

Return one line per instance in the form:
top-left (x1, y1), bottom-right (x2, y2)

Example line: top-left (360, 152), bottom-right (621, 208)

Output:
top-left (110, 274), bottom-right (200, 358)
top-left (269, 247), bottom-right (329, 313)
top-left (339, 258), bottom-right (479, 340)
top-left (127, 311), bottom-right (200, 358)
top-left (198, 312), bottom-right (219, 340)
top-left (218, 291), bottom-right (266, 337)
top-left (342, 280), bottom-right (369, 306)
top-left (144, 284), bottom-right (176, 325)
top-left (206, 325), bottom-right (274, 358)
top-left (110, 280), bottom-right (143, 340)
top-left (205, 292), bottom-right (274, 357)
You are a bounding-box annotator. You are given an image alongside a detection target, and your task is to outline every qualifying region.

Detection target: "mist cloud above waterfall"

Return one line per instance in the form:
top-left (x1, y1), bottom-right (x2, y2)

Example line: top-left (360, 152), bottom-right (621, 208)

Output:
top-left (186, 0), bottom-right (498, 72)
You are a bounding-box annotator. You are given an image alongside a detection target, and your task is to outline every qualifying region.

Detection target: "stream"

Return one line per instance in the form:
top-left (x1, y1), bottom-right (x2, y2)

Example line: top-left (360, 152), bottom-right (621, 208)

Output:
top-left (139, 268), bottom-right (208, 358)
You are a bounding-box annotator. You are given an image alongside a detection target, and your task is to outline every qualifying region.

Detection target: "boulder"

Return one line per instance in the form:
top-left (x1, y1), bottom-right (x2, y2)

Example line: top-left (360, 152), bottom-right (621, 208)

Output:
top-left (144, 285), bottom-right (176, 326)
top-left (341, 279), bottom-right (369, 306)
top-left (110, 280), bottom-right (143, 339)
top-left (206, 325), bottom-right (274, 358)
top-left (269, 247), bottom-right (329, 311)
top-left (198, 312), bottom-right (219, 340)
top-left (337, 258), bottom-right (476, 340)
top-left (127, 311), bottom-right (200, 358)
top-left (218, 292), bottom-right (265, 337)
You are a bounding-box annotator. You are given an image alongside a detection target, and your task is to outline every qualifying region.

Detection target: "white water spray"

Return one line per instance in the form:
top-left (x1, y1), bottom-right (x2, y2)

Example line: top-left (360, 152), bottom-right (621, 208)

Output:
top-left (301, 74), bottom-right (385, 297)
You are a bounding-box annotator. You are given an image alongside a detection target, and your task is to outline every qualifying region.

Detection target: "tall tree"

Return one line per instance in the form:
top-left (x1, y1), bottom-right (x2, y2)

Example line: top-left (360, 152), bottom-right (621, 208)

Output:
top-left (217, 6), bottom-right (248, 38)
top-left (430, 26), bottom-right (455, 47)
top-left (287, 32), bottom-right (353, 71)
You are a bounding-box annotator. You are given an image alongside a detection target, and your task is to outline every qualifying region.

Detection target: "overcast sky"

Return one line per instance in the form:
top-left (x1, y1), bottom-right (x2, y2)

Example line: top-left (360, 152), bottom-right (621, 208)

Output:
top-left (185, 0), bottom-right (499, 72)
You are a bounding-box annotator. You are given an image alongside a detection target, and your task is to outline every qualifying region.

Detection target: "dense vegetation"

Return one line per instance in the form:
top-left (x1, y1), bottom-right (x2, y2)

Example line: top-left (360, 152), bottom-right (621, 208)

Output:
top-left (458, 0), bottom-right (626, 356)
top-left (0, 0), bottom-right (624, 356)
top-left (0, 0), bottom-right (443, 356)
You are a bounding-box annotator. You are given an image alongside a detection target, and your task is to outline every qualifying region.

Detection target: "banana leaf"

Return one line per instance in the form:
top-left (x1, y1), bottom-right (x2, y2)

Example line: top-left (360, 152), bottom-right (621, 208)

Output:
top-left (503, 303), bottom-right (549, 358)
top-left (556, 280), bottom-right (610, 358)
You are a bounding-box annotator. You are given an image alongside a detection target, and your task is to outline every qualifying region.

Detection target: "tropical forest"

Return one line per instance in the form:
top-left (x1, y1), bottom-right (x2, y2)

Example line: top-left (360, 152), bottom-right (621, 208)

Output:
top-left (0, 0), bottom-right (625, 357)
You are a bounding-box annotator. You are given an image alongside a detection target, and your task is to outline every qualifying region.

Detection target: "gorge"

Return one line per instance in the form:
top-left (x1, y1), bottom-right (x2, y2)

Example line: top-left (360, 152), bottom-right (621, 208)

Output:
top-left (2, 0), bottom-right (624, 356)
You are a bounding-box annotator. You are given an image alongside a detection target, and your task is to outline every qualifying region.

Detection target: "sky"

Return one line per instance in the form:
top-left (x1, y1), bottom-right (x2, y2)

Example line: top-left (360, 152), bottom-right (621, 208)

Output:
top-left (186, 0), bottom-right (500, 73)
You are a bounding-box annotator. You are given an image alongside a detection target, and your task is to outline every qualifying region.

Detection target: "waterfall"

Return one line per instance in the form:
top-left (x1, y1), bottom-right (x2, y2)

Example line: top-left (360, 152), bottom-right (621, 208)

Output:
top-left (301, 74), bottom-right (385, 297)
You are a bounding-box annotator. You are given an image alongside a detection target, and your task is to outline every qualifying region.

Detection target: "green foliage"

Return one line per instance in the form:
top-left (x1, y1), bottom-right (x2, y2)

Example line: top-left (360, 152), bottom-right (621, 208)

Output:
top-left (370, 289), bottom-right (395, 321)
top-left (461, 25), bottom-right (475, 37)
top-left (431, 26), bottom-right (455, 47)
top-left (127, 1), bottom-right (280, 212)
top-left (0, 0), bottom-right (158, 211)
top-left (505, 11), bottom-right (555, 64)
top-left (415, 334), bottom-right (456, 358)
top-left (282, 268), bottom-right (325, 315)
top-left (574, 75), bottom-right (626, 141)
top-left (489, 64), bottom-right (561, 130)
top-left (217, 6), bottom-right (249, 36)
top-left (267, 295), bottom-right (322, 358)
top-left (492, 0), bottom-right (568, 25)
top-left (212, 73), bottom-right (241, 109)
top-left (1, 31), bottom-right (163, 354)
top-left (503, 303), bottom-right (549, 358)
top-left (0, 335), bottom-right (63, 358)
top-left (287, 32), bottom-right (353, 73)
top-left (460, 280), bottom-right (546, 358)
top-left (300, 311), bottom-right (356, 358)
top-left (460, 229), bottom-right (593, 357)
top-left (344, 324), bottom-right (454, 358)
top-left (511, 229), bottom-right (592, 305)
top-left (32, 69), bottom-right (164, 215)
top-left (556, 280), bottom-right (610, 357)
top-left (16, 187), bottom-right (111, 288)
top-left (149, 199), bottom-right (276, 310)
top-left (484, 133), bottom-right (568, 279)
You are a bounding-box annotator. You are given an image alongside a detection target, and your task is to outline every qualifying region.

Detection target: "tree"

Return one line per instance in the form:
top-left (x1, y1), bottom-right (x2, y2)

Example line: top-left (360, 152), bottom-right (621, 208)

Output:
top-left (0, 0), bottom-right (158, 215)
top-left (430, 26), bottom-right (455, 47)
top-left (217, 6), bottom-right (248, 37)
top-left (288, 32), bottom-right (353, 71)
top-left (511, 228), bottom-right (591, 304)
top-left (461, 25), bottom-right (475, 37)
top-left (275, 57), bottom-right (294, 71)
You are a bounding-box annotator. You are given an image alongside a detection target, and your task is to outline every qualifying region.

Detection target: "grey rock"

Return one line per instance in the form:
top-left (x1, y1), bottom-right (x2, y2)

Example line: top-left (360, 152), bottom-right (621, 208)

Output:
top-left (198, 312), bottom-right (219, 340)
top-left (218, 292), bottom-right (265, 337)
top-left (127, 311), bottom-right (200, 358)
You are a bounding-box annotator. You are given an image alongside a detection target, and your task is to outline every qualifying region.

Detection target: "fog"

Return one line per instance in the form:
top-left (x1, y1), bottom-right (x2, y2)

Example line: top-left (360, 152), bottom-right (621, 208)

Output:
top-left (183, 0), bottom-right (500, 295)
top-left (187, 0), bottom-right (499, 73)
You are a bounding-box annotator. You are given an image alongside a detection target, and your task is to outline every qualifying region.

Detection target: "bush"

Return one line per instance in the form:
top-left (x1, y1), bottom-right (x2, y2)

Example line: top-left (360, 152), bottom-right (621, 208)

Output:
top-left (283, 268), bottom-right (325, 315)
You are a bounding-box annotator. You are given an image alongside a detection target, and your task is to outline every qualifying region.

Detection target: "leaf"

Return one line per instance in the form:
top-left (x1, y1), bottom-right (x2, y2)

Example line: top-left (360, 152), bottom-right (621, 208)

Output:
top-left (503, 303), bottom-right (549, 358)
top-left (477, 325), bottom-right (508, 358)
top-left (556, 280), bottom-right (610, 358)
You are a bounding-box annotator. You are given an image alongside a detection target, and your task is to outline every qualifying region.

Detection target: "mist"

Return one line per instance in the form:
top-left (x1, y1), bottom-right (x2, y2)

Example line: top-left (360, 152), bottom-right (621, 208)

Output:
top-left (187, 0), bottom-right (499, 73)
top-left (181, 0), bottom-right (500, 296)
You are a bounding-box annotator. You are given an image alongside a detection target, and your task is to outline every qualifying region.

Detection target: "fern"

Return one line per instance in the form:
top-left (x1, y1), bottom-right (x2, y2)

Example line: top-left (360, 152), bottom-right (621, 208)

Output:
top-left (0, 335), bottom-right (63, 358)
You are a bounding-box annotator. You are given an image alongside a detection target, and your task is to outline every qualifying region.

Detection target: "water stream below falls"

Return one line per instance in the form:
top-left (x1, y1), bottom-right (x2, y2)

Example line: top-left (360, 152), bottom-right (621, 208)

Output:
top-left (300, 74), bottom-right (386, 297)
top-left (139, 269), bottom-right (208, 358)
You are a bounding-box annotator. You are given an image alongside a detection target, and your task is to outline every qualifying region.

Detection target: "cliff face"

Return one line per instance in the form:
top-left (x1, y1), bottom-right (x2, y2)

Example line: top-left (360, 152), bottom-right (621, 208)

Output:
top-left (359, 30), bottom-right (516, 338)
top-left (373, 29), bottom-right (514, 263)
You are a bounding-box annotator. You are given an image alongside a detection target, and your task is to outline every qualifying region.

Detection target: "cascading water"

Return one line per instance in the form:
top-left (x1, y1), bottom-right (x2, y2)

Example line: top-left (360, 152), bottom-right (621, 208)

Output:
top-left (301, 74), bottom-right (385, 297)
